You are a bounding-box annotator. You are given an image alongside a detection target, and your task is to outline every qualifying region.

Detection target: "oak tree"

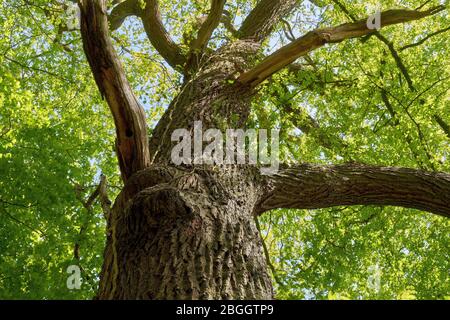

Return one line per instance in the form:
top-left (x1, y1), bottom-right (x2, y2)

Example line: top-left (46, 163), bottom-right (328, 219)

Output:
top-left (0, 0), bottom-right (449, 299)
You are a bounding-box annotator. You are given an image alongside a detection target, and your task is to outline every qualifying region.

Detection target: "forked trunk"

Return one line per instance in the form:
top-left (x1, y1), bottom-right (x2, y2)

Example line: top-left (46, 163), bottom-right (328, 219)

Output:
top-left (96, 39), bottom-right (274, 299)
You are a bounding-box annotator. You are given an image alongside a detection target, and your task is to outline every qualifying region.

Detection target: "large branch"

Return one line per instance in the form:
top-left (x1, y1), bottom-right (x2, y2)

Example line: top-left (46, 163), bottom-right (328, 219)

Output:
top-left (239, 6), bottom-right (445, 87)
top-left (78, 0), bottom-right (150, 182)
top-left (238, 0), bottom-right (299, 42)
top-left (140, 0), bottom-right (186, 69)
top-left (257, 164), bottom-right (450, 218)
top-left (109, 0), bottom-right (140, 31)
top-left (190, 0), bottom-right (226, 53)
top-left (108, 0), bottom-right (186, 69)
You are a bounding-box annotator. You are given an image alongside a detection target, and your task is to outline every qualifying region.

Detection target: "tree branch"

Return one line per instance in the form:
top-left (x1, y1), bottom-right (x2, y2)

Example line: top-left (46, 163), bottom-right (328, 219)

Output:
top-left (400, 26), bottom-right (450, 51)
top-left (221, 9), bottom-right (238, 37)
top-left (0, 206), bottom-right (46, 237)
top-left (108, 0), bottom-right (186, 69)
top-left (283, 103), bottom-right (347, 152)
top-left (379, 89), bottom-right (432, 169)
top-left (434, 114), bottom-right (450, 139)
top-left (78, 0), bottom-right (150, 182)
top-left (99, 174), bottom-right (112, 220)
top-left (331, 0), bottom-right (419, 92)
top-left (381, 89), bottom-right (399, 124)
top-left (238, 0), bottom-right (299, 42)
top-left (109, 0), bottom-right (140, 31)
top-left (239, 6), bottom-right (445, 87)
top-left (257, 163), bottom-right (450, 219)
top-left (375, 33), bottom-right (415, 91)
top-left (140, 0), bottom-right (186, 69)
top-left (190, 0), bottom-right (226, 53)
top-left (272, 82), bottom-right (348, 152)
top-left (254, 217), bottom-right (284, 287)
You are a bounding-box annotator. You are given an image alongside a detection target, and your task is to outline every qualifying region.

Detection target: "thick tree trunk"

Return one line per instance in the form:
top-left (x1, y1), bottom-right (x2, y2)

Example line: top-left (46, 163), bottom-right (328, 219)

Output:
top-left (79, 3), bottom-right (272, 299)
top-left (96, 165), bottom-right (273, 299)
top-left (94, 37), bottom-right (273, 299)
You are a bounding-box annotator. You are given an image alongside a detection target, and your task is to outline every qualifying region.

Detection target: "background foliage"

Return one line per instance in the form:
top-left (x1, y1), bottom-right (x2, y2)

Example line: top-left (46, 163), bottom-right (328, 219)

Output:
top-left (0, 0), bottom-right (448, 299)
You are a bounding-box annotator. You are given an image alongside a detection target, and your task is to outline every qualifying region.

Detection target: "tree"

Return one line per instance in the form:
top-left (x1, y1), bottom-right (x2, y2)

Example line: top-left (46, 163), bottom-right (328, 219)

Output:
top-left (0, 0), bottom-right (449, 299)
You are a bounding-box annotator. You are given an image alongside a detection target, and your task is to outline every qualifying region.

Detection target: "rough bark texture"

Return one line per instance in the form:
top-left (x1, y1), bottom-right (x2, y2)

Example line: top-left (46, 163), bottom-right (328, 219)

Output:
top-left (238, 0), bottom-right (300, 41)
top-left (79, 0), bottom-right (150, 182)
top-left (82, 0), bottom-right (277, 300)
top-left (97, 165), bottom-right (272, 299)
top-left (258, 164), bottom-right (450, 218)
top-left (149, 39), bottom-right (260, 163)
top-left (95, 37), bottom-right (274, 299)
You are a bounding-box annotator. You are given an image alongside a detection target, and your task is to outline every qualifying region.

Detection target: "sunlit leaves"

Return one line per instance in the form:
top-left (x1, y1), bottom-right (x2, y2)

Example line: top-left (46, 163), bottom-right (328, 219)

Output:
top-left (0, 0), bottom-right (118, 299)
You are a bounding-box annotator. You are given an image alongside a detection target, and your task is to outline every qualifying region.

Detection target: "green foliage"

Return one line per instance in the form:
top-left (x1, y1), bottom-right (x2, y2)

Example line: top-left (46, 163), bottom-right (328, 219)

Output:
top-left (0, 0), bottom-right (118, 299)
top-left (259, 207), bottom-right (449, 299)
top-left (252, 0), bottom-right (450, 299)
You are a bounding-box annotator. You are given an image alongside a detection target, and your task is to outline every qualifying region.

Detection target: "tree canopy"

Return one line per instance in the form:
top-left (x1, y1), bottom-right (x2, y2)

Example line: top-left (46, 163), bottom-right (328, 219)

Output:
top-left (0, 0), bottom-right (449, 299)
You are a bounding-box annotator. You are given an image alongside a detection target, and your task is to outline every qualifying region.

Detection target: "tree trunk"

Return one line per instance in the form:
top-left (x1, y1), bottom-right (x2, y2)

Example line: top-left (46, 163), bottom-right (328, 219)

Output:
top-left (96, 165), bottom-right (273, 299)
top-left (79, 4), bottom-right (271, 298)
top-left (95, 37), bottom-right (274, 299)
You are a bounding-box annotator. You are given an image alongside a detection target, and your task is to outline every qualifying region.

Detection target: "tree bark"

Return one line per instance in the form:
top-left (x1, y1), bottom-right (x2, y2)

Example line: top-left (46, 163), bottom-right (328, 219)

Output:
top-left (96, 165), bottom-right (273, 299)
top-left (257, 164), bottom-right (450, 218)
top-left (79, 0), bottom-right (150, 182)
top-left (93, 33), bottom-right (275, 298)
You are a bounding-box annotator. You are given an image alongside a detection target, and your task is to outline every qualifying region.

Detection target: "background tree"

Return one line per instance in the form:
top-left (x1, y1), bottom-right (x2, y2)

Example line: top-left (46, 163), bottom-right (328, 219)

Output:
top-left (0, 0), bottom-right (449, 299)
